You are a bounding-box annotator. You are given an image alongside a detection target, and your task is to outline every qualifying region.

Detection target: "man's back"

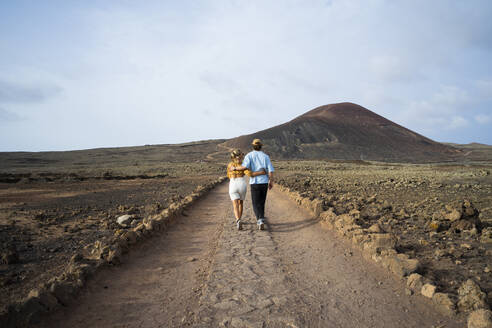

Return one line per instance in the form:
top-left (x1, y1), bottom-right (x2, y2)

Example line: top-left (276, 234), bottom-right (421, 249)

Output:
top-left (242, 150), bottom-right (274, 184)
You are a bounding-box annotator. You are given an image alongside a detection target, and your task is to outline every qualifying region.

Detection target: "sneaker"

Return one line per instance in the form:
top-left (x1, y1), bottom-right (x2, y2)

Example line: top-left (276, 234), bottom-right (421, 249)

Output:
top-left (257, 219), bottom-right (264, 231)
top-left (236, 219), bottom-right (242, 230)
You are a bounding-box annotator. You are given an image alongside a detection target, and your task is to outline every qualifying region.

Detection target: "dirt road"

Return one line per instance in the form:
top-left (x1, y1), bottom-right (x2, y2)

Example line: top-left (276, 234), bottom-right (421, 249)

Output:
top-left (38, 183), bottom-right (464, 327)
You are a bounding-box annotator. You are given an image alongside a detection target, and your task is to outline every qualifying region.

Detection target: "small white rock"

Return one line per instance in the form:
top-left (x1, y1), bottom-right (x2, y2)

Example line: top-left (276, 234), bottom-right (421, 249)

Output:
top-left (116, 214), bottom-right (134, 226)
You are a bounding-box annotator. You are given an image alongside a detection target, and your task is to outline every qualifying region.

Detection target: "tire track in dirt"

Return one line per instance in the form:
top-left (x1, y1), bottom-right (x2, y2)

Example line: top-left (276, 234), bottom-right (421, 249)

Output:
top-left (38, 183), bottom-right (465, 327)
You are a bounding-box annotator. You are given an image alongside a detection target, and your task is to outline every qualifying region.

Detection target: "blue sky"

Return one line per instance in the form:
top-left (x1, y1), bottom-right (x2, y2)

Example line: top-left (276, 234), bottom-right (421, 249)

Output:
top-left (1, 0), bottom-right (491, 151)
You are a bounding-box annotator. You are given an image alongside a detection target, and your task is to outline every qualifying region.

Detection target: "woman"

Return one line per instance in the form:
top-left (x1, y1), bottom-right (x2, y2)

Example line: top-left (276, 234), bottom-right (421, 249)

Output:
top-left (227, 149), bottom-right (266, 230)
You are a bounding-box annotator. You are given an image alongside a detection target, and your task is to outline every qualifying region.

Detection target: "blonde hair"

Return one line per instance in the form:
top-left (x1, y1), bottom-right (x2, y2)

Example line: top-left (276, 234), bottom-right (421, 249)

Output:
top-left (230, 149), bottom-right (243, 164)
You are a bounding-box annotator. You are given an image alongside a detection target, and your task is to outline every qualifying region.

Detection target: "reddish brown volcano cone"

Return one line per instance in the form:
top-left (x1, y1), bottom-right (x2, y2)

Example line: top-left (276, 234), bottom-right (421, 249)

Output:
top-left (222, 102), bottom-right (459, 162)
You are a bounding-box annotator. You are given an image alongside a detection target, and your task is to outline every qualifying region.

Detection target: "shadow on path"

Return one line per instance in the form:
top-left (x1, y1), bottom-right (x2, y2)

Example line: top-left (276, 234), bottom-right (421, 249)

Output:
top-left (266, 216), bottom-right (319, 232)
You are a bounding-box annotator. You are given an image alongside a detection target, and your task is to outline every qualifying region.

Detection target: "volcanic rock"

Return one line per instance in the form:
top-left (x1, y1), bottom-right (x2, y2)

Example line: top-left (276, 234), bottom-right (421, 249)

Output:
top-left (480, 227), bottom-right (492, 244)
top-left (433, 292), bottom-right (456, 315)
top-left (383, 254), bottom-right (420, 277)
top-left (27, 288), bottom-right (59, 311)
top-left (407, 273), bottom-right (424, 292)
top-left (422, 283), bottom-right (437, 298)
top-left (445, 209), bottom-right (462, 222)
top-left (463, 200), bottom-right (479, 219)
top-left (49, 281), bottom-right (77, 306)
top-left (1, 247), bottom-right (19, 265)
top-left (368, 223), bottom-right (383, 233)
top-left (458, 279), bottom-right (488, 312)
top-left (452, 219), bottom-right (479, 233)
top-left (468, 309), bottom-right (492, 328)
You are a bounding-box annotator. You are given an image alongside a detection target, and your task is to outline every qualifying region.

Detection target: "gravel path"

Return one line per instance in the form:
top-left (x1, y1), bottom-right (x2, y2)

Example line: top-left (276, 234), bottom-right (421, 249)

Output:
top-left (38, 183), bottom-right (465, 327)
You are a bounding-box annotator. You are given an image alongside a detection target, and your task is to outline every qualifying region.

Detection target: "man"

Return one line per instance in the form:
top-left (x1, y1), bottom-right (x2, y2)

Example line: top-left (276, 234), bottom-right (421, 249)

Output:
top-left (231, 139), bottom-right (274, 230)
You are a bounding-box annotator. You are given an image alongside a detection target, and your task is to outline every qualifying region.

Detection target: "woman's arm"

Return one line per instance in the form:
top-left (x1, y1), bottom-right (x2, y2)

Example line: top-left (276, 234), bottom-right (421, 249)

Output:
top-left (232, 165), bottom-right (248, 171)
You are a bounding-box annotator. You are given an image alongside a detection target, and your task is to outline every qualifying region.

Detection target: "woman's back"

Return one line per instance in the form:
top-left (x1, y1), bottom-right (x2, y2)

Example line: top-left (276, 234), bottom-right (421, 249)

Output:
top-left (227, 161), bottom-right (250, 179)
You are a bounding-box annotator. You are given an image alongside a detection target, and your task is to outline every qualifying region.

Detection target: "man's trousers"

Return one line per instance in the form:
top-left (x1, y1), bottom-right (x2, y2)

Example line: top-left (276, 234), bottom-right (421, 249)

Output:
top-left (250, 183), bottom-right (269, 220)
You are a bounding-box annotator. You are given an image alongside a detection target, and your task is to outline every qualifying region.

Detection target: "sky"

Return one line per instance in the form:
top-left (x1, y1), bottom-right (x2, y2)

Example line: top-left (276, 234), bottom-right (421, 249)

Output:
top-left (1, 0), bottom-right (491, 151)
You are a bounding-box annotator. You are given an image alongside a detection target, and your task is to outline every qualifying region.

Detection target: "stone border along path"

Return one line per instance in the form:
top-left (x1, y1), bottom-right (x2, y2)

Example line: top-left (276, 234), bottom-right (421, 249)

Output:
top-left (276, 182), bottom-right (492, 327)
top-left (2, 177), bottom-right (226, 328)
top-left (36, 183), bottom-right (464, 328)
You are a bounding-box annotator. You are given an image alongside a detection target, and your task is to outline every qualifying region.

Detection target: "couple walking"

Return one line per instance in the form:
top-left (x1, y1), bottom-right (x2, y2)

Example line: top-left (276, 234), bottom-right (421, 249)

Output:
top-left (227, 139), bottom-right (274, 231)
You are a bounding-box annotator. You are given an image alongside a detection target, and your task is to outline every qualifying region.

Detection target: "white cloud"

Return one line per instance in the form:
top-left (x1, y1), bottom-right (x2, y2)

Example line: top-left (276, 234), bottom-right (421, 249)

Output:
top-left (1, 0), bottom-right (492, 150)
top-left (475, 114), bottom-right (491, 124)
top-left (0, 107), bottom-right (23, 122)
top-left (369, 55), bottom-right (418, 83)
top-left (448, 116), bottom-right (469, 129)
top-left (0, 79), bottom-right (62, 104)
top-left (475, 80), bottom-right (492, 100)
top-left (405, 85), bottom-right (469, 116)
top-left (431, 86), bottom-right (469, 107)
top-left (394, 85), bottom-right (474, 136)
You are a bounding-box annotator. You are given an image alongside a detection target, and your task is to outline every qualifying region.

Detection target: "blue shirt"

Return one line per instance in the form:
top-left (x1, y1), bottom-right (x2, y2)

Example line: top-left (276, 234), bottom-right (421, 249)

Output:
top-left (242, 150), bottom-right (274, 184)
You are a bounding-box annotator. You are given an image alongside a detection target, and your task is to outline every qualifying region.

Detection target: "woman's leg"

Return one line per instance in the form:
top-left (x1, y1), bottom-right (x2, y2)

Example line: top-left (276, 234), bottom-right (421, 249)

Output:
top-left (238, 200), bottom-right (243, 219)
top-left (234, 199), bottom-right (243, 230)
top-left (233, 199), bottom-right (240, 220)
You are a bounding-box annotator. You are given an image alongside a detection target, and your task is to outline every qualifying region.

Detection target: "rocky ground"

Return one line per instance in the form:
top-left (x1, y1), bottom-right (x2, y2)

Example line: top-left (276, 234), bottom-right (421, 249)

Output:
top-left (2, 151), bottom-right (492, 326)
top-left (275, 160), bottom-right (492, 313)
top-left (36, 184), bottom-right (464, 328)
top-left (0, 163), bottom-right (222, 315)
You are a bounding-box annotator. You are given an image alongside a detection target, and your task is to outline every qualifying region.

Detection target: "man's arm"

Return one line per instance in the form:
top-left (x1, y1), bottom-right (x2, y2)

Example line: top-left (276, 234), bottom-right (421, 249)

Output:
top-left (233, 154), bottom-right (250, 172)
top-left (267, 155), bottom-right (274, 189)
top-left (250, 168), bottom-right (266, 177)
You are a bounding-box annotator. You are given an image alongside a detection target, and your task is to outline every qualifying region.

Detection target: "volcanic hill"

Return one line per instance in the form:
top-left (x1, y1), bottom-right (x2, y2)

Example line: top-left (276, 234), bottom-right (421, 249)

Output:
top-left (222, 102), bottom-right (460, 162)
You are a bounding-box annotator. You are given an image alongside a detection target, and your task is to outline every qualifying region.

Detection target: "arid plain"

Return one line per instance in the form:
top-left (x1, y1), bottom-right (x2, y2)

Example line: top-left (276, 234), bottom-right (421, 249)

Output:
top-left (1, 104), bottom-right (492, 327)
top-left (0, 141), bottom-right (225, 315)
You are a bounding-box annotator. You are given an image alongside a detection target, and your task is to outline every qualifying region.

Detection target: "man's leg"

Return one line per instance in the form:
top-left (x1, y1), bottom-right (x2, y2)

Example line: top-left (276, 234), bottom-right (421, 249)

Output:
top-left (251, 184), bottom-right (261, 220)
top-left (257, 184), bottom-right (268, 219)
